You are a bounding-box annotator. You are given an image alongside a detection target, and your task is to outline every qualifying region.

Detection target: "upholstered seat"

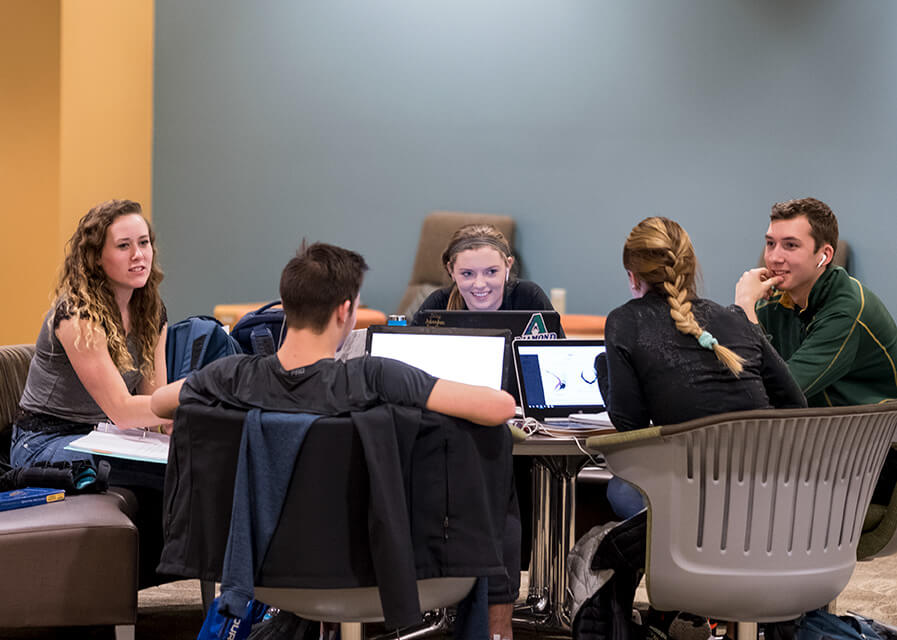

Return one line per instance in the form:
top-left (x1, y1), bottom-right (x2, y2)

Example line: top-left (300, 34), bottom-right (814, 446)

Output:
top-left (395, 211), bottom-right (516, 317)
top-left (0, 344), bottom-right (139, 639)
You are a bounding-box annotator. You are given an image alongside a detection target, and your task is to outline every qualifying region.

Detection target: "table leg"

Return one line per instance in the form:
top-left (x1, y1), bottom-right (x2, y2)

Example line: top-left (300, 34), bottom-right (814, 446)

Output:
top-left (514, 454), bottom-right (589, 632)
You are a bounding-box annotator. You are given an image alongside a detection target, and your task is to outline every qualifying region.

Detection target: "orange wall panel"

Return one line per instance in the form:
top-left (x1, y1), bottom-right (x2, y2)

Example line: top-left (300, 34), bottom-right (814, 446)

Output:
top-left (0, 1), bottom-right (63, 344)
top-left (0, 0), bottom-right (154, 345)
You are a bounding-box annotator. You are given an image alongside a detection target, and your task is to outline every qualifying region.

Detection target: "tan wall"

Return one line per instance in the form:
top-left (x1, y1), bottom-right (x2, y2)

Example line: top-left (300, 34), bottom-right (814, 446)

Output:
top-left (0, 0), bottom-right (154, 345)
top-left (59, 0), bottom-right (155, 241)
top-left (0, 1), bottom-right (62, 344)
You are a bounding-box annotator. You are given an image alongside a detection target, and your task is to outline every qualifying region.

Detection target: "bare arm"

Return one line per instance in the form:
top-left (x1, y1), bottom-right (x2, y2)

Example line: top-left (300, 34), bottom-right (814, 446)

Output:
top-left (425, 379), bottom-right (516, 426)
top-left (151, 378), bottom-right (186, 420)
top-left (139, 323), bottom-right (168, 395)
top-left (57, 318), bottom-right (173, 429)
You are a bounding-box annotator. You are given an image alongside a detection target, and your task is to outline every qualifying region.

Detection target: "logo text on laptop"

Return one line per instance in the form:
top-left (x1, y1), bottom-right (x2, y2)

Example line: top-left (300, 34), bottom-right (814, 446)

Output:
top-left (520, 313), bottom-right (558, 340)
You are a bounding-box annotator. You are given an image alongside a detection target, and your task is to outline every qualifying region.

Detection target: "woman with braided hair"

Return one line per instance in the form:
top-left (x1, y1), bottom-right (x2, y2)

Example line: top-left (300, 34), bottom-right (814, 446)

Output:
top-left (596, 217), bottom-right (805, 518)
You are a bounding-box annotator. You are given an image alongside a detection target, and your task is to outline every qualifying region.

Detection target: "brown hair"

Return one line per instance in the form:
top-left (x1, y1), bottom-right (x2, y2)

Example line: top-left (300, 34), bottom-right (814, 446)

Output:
top-left (55, 199), bottom-right (164, 379)
top-left (769, 197), bottom-right (838, 254)
top-left (623, 217), bottom-right (744, 376)
top-left (280, 242), bottom-right (369, 332)
top-left (441, 224), bottom-right (513, 310)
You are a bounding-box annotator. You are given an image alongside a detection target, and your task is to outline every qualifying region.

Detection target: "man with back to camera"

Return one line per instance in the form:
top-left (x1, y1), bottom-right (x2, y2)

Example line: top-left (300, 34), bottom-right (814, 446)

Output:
top-left (734, 197), bottom-right (897, 498)
top-left (151, 242), bottom-right (519, 639)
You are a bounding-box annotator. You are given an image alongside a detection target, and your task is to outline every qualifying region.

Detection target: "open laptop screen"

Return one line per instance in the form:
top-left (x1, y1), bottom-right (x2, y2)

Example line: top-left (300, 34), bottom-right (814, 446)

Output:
top-left (366, 325), bottom-right (510, 390)
top-left (514, 338), bottom-right (606, 420)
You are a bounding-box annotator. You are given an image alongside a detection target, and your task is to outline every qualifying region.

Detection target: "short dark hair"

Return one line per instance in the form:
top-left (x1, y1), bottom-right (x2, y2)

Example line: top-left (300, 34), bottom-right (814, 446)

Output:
top-left (279, 242), bottom-right (369, 332)
top-left (770, 197), bottom-right (838, 253)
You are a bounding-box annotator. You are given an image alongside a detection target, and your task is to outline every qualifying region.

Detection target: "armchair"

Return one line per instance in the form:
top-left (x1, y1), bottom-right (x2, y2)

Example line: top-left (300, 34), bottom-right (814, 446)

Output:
top-left (396, 211), bottom-right (516, 317)
top-left (0, 345), bottom-right (139, 638)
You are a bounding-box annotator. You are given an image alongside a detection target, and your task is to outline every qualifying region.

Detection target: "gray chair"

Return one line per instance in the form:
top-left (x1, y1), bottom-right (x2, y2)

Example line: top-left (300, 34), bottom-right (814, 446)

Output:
top-left (396, 211), bottom-right (516, 317)
top-left (586, 403), bottom-right (897, 640)
top-left (0, 344), bottom-right (139, 639)
top-left (255, 578), bottom-right (475, 640)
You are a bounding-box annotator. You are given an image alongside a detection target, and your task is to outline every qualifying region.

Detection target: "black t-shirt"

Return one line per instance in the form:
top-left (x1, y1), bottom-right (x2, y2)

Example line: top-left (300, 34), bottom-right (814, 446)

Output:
top-left (418, 279), bottom-right (554, 312)
top-left (599, 292), bottom-right (806, 431)
top-left (180, 354), bottom-right (438, 415)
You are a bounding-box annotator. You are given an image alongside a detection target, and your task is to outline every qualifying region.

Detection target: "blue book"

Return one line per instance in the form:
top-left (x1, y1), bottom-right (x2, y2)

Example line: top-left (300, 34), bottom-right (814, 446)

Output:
top-left (0, 487), bottom-right (66, 512)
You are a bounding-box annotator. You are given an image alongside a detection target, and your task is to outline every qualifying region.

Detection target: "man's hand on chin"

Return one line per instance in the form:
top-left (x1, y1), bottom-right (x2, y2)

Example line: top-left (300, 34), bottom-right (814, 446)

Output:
top-left (735, 268), bottom-right (783, 323)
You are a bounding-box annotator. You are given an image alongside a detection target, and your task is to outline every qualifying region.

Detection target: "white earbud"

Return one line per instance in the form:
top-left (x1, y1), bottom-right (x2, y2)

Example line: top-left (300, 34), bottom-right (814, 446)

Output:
top-left (505, 271), bottom-right (510, 282)
top-left (817, 255), bottom-right (826, 268)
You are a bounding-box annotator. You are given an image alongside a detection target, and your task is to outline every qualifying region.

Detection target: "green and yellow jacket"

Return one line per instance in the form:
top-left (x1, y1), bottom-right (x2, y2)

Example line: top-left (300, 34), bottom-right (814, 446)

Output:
top-left (756, 266), bottom-right (897, 407)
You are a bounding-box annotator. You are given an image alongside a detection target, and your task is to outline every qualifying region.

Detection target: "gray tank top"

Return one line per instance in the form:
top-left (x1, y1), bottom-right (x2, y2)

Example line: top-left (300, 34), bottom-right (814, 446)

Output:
top-left (19, 309), bottom-right (144, 424)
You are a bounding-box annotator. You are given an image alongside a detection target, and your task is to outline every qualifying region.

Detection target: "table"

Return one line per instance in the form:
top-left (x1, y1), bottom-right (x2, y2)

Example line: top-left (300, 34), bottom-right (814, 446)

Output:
top-left (512, 432), bottom-right (613, 633)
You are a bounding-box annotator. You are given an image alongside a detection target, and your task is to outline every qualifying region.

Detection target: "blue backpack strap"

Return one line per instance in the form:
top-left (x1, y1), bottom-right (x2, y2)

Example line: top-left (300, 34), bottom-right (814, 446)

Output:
top-left (249, 326), bottom-right (276, 356)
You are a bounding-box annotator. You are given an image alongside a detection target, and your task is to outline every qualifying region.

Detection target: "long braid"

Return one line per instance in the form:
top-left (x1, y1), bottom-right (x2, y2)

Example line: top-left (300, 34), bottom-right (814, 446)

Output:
top-left (625, 217), bottom-right (745, 377)
top-left (663, 230), bottom-right (744, 376)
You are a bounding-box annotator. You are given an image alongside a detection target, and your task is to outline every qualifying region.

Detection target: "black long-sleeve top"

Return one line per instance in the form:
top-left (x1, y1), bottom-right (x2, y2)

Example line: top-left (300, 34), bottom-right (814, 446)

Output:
top-left (596, 292), bottom-right (806, 431)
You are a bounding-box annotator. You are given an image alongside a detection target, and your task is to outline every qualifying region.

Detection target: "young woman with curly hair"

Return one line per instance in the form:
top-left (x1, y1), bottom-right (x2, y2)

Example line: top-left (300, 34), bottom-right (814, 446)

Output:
top-left (12, 199), bottom-right (171, 471)
top-left (597, 216), bottom-right (806, 518)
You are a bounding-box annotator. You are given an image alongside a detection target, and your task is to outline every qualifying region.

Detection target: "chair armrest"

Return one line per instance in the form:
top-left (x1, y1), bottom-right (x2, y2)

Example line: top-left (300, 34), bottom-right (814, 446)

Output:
top-left (586, 426), bottom-right (662, 453)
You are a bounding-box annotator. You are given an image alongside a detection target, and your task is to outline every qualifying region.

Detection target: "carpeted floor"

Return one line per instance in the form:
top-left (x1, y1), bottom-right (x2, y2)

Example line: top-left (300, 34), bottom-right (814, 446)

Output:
top-left (1, 554), bottom-right (894, 639)
top-left (3, 553), bottom-right (894, 640)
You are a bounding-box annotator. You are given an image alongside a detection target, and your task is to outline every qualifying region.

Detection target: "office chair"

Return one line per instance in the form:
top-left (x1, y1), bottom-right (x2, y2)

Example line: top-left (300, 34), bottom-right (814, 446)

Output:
top-left (160, 403), bottom-right (515, 639)
top-left (586, 402), bottom-right (897, 640)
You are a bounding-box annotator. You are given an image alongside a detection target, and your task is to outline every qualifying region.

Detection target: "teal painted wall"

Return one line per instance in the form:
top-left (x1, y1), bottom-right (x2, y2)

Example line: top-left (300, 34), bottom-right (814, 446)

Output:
top-left (153, 1), bottom-right (897, 321)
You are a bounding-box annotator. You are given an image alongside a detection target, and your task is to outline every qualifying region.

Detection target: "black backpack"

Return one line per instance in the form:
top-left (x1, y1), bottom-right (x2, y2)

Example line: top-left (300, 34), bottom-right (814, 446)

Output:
top-left (230, 301), bottom-right (286, 356)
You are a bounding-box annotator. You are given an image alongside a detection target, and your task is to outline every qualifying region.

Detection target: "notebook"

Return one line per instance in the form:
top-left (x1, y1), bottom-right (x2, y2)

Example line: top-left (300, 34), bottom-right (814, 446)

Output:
top-left (0, 487), bottom-right (66, 512)
top-left (410, 310), bottom-right (564, 339)
top-left (513, 338), bottom-right (612, 428)
top-left (365, 325), bottom-right (511, 391)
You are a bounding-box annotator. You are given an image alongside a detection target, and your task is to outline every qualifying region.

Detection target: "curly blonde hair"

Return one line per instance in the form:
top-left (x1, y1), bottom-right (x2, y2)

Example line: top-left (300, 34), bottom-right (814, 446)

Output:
top-left (623, 217), bottom-right (744, 376)
top-left (441, 224), bottom-right (514, 310)
top-left (54, 200), bottom-right (164, 380)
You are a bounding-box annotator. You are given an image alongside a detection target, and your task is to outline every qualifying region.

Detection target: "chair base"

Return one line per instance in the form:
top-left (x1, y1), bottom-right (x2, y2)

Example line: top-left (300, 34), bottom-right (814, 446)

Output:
top-left (255, 577), bottom-right (475, 624)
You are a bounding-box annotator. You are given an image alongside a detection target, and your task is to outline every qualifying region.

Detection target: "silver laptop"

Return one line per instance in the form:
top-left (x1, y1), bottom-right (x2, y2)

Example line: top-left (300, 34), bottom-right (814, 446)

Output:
top-left (513, 338), bottom-right (610, 425)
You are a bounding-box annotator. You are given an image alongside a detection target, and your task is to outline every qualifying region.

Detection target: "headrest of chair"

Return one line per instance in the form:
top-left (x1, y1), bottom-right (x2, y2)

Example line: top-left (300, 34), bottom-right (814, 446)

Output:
top-left (409, 212), bottom-right (516, 286)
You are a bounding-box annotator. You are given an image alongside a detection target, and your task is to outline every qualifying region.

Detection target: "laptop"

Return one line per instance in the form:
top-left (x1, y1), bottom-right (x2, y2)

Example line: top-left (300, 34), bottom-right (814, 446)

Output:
top-left (365, 325), bottom-right (512, 391)
top-left (411, 310), bottom-right (565, 340)
top-left (513, 338), bottom-right (611, 427)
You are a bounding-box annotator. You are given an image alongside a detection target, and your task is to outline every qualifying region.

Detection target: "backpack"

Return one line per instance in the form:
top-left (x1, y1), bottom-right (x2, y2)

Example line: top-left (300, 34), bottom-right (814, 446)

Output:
top-left (166, 315), bottom-right (242, 382)
top-left (230, 300), bottom-right (286, 356)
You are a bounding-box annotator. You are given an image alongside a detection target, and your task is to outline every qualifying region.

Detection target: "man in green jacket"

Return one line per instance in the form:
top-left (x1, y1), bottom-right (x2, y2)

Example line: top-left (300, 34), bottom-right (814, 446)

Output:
top-left (736, 197), bottom-right (897, 504)
top-left (735, 197), bottom-right (897, 407)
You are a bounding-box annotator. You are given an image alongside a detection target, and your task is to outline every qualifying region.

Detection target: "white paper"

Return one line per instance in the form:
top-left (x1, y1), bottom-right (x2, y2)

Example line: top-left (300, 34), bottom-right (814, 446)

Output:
top-left (65, 422), bottom-right (169, 463)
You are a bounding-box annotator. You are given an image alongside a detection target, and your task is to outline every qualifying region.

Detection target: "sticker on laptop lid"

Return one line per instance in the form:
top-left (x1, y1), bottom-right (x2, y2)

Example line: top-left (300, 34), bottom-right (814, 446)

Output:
top-left (520, 313), bottom-right (558, 340)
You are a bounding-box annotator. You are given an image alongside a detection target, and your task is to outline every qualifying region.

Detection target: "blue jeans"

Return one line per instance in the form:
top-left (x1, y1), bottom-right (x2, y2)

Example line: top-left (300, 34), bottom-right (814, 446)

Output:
top-left (11, 425), bottom-right (165, 491)
top-left (11, 425), bottom-right (92, 467)
top-left (607, 476), bottom-right (646, 519)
